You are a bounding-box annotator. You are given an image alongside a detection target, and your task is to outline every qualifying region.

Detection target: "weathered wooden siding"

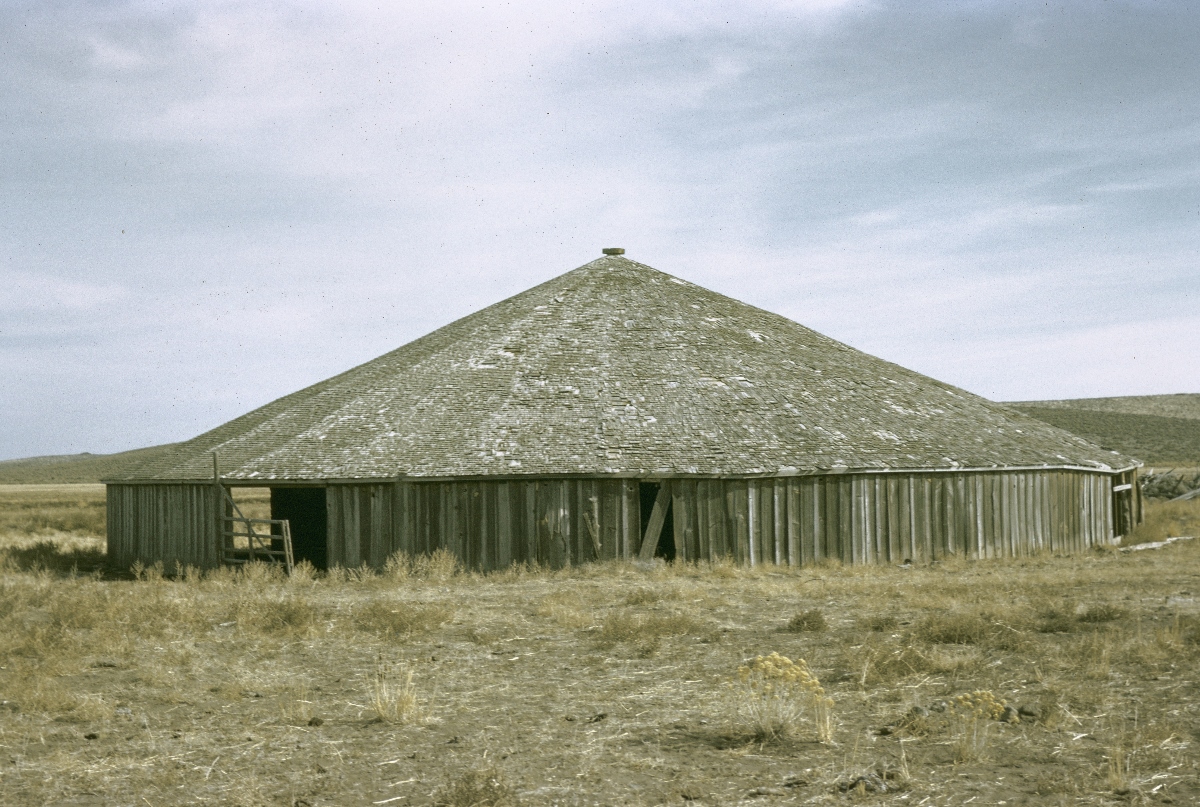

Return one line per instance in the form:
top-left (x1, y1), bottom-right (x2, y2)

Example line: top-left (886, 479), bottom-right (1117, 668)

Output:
top-left (325, 479), bottom-right (642, 569)
top-left (106, 469), bottom-right (1129, 573)
top-left (106, 483), bottom-right (221, 571)
top-left (324, 469), bottom-right (1122, 572)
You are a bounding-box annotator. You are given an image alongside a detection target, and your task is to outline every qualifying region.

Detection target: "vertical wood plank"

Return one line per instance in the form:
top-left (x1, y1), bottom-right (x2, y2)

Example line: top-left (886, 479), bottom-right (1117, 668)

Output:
top-left (786, 480), bottom-right (800, 567)
top-left (694, 480), bottom-right (710, 561)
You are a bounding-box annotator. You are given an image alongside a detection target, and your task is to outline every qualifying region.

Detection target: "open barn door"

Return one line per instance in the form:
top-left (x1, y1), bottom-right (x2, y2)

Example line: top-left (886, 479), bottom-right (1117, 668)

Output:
top-left (271, 487), bottom-right (328, 570)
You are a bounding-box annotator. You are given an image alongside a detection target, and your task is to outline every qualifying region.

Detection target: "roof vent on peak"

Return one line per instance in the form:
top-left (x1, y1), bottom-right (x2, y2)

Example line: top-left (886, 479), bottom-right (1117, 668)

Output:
top-left (602, 247), bottom-right (625, 255)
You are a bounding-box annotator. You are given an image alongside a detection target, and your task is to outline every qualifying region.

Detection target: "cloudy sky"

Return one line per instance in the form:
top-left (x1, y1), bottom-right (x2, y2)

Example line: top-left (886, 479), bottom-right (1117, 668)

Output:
top-left (2, 1), bottom-right (1197, 460)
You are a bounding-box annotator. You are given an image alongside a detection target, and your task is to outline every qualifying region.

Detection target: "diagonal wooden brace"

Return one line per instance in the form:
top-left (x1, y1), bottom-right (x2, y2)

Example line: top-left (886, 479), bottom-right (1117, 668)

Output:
top-left (639, 482), bottom-right (672, 561)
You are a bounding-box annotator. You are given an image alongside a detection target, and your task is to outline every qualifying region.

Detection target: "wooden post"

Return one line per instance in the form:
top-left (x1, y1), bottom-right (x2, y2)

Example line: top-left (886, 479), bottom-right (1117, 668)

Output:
top-left (212, 452), bottom-right (223, 564)
top-left (639, 482), bottom-right (672, 560)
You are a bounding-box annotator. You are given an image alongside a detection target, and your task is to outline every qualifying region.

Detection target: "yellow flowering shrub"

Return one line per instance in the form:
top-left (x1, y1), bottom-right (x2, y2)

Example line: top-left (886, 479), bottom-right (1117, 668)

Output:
top-left (952, 690), bottom-right (1007, 720)
top-left (731, 652), bottom-right (834, 743)
top-left (950, 690), bottom-right (1006, 762)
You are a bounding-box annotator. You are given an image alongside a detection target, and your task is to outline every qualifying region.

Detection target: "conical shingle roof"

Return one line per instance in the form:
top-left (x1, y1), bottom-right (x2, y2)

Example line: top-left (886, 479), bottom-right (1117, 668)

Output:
top-left (120, 255), bottom-right (1135, 481)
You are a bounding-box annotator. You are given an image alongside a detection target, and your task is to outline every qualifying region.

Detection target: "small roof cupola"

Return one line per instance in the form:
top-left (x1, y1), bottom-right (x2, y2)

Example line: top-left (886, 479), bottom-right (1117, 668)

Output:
top-left (602, 247), bottom-right (625, 255)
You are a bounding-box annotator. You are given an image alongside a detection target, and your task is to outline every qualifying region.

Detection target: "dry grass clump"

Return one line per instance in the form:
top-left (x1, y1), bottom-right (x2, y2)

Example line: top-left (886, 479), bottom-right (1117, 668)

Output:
top-left (241, 594), bottom-right (319, 635)
top-left (536, 589), bottom-right (593, 628)
top-left (1077, 602), bottom-right (1127, 624)
top-left (785, 608), bottom-right (828, 632)
top-left (915, 610), bottom-right (1028, 651)
top-left (277, 684), bottom-right (315, 725)
top-left (288, 558), bottom-right (318, 584)
top-left (369, 659), bottom-right (421, 724)
top-left (20, 681), bottom-right (115, 722)
top-left (624, 586), bottom-right (662, 605)
top-left (1174, 613), bottom-right (1200, 646)
top-left (414, 548), bottom-right (461, 581)
top-left (433, 767), bottom-right (520, 807)
top-left (378, 549), bottom-right (461, 582)
top-left (1035, 604), bottom-right (1080, 634)
top-left (858, 642), bottom-right (982, 686)
top-left (354, 598), bottom-right (455, 637)
top-left (728, 652), bottom-right (834, 743)
top-left (858, 613), bottom-right (899, 632)
top-left (916, 611), bottom-right (993, 645)
top-left (595, 609), bottom-right (702, 654)
top-left (1100, 716), bottom-right (1188, 793)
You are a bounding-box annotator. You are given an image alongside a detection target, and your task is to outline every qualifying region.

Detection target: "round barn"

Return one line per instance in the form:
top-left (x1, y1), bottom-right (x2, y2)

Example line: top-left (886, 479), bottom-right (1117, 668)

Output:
top-left (106, 251), bottom-right (1142, 572)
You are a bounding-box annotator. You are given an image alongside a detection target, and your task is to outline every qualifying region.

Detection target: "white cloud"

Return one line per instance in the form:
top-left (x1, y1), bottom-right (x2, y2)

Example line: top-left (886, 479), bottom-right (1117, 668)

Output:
top-left (1, 0), bottom-right (1198, 457)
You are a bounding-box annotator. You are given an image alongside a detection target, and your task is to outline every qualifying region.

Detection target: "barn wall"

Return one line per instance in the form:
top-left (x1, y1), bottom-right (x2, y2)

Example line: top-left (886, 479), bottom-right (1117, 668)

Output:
top-left (324, 469), bottom-right (1121, 572)
top-left (325, 479), bottom-right (642, 570)
top-left (106, 483), bottom-right (221, 571)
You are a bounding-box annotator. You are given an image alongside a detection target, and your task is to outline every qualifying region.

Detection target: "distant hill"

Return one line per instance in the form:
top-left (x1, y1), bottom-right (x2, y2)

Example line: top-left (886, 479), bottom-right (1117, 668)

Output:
top-left (1007, 394), bottom-right (1200, 466)
top-left (1010, 394), bottom-right (1200, 421)
top-left (0, 444), bottom-right (178, 484)
top-left (4, 391), bottom-right (1198, 481)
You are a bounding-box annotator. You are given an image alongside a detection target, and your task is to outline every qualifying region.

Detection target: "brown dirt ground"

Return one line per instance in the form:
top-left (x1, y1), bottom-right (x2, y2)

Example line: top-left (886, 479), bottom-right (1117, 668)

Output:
top-left (1, 487), bottom-right (1198, 806)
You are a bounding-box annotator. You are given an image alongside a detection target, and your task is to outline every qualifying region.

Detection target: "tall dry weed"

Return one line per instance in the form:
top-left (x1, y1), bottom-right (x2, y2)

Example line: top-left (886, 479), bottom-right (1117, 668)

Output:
top-left (409, 549), bottom-right (460, 581)
top-left (370, 659), bottom-right (421, 724)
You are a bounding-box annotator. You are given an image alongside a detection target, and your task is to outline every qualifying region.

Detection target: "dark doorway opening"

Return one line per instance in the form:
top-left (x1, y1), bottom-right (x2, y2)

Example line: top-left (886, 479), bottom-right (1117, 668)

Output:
top-left (637, 481), bottom-right (676, 561)
top-left (271, 487), bottom-right (328, 570)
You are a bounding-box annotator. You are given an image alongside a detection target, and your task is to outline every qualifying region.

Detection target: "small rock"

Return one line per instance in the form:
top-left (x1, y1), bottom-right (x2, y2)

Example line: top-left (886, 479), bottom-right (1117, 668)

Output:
top-left (307, 717), bottom-right (323, 727)
top-left (1001, 705), bottom-right (1021, 724)
top-left (114, 707), bottom-right (132, 718)
top-left (446, 736), bottom-right (461, 744)
top-left (839, 774), bottom-right (888, 794)
top-left (907, 705), bottom-right (930, 718)
top-left (782, 774), bottom-right (810, 788)
top-left (242, 691), bottom-right (263, 699)
top-left (92, 659), bottom-right (119, 668)
top-left (0, 701), bottom-right (18, 713)
top-left (83, 732), bottom-right (99, 740)
top-left (929, 700), bottom-right (948, 713)
top-left (1018, 704), bottom-right (1041, 721)
top-left (585, 712), bottom-right (607, 724)
top-left (747, 786), bottom-right (786, 797)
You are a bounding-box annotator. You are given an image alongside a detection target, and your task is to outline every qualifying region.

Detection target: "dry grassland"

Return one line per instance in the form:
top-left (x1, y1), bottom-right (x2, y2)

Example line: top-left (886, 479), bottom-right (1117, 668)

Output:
top-left (1, 485), bottom-right (1199, 806)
